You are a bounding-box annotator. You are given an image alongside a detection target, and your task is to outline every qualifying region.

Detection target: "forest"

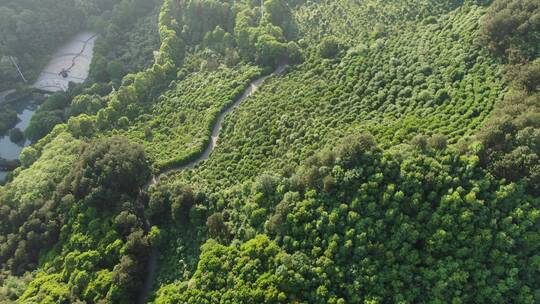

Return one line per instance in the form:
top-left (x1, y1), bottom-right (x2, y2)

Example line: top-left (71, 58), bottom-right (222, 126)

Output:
top-left (0, 0), bottom-right (539, 303)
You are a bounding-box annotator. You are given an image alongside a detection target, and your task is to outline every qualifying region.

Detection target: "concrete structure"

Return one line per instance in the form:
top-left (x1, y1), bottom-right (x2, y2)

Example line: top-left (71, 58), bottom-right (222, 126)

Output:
top-left (33, 32), bottom-right (97, 92)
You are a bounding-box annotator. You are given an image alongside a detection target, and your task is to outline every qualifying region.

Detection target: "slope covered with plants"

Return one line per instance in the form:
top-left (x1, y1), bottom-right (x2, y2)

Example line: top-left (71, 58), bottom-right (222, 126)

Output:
top-left (155, 134), bottom-right (540, 303)
top-left (181, 4), bottom-right (504, 190)
top-left (0, 0), bottom-right (539, 303)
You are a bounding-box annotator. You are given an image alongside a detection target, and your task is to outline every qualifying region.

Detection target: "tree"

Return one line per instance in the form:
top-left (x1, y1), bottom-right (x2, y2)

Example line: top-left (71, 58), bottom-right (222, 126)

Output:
top-left (171, 184), bottom-right (194, 224)
top-left (40, 93), bottom-right (70, 111)
top-left (107, 60), bottom-right (126, 81)
top-left (25, 110), bottom-right (64, 142)
top-left (428, 133), bottom-right (448, 150)
top-left (160, 29), bottom-right (186, 66)
top-left (9, 128), bottom-right (24, 143)
top-left (112, 255), bottom-right (138, 295)
top-left (287, 41), bottom-right (303, 64)
top-left (71, 136), bottom-right (151, 200)
top-left (319, 36), bottom-right (342, 59)
top-left (70, 94), bottom-right (102, 116)
top-left (411, 134), bottom-right (429, 151)
top-left (19, 146), bottom-right (38, 168)
top-left (0, 106), bottom-right (18, 135)
top-left (255, 34), bottom-right (288, 67)
top-left (253, 174), bottom-right (277, 197)
top-left (90, 54), bottom-right (110, 82)
top-left (67, 115), bottom-right (96, 138)
top-left (149, 186), bottom-right (170, 223)
top-left (336, 133), bottom-right (376, 167)
top-left (264, 0), bottom-right (294, 37)
top-left (515, 62), bottom-right (540, 93)
top-left (479, 0), bottom-right (540, 61)
top-left (147, 226), bottom-right (163, 247)
top-left (206, 213), bottom-right (227, 240)
top-left (114, 211), bottom-right (140, 235)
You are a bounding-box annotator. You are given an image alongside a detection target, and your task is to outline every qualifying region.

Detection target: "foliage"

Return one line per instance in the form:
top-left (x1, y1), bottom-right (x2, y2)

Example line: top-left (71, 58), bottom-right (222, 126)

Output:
top-left (71, 136), bottom-right (151, 199)
top-left (155, 235), bottom-right (288, 303)
top-left (148, 181), bottom-right (196, 225)
top-left (8, 128), bottom-right (24, 143)
top-left (1, 135), bottom-right (152, 303)
top-left (181, 5), bottom-right (503, 190)
top-left (90, 0), bottom-right (161, 82)
top-left (0, 271), bottom-right (33, 303)
top-left (155, 134), bottom-right (540, 303)
top-left (115, 64), bottom-right (261, 168)
top-left (0, 106), bottom-right (18, 135)
top-left (318, 36), bottom-right (342, 59)
top-left (0, 132), bottom-right (82, 274)
top-left (479, 0), bottom-right (539, 62)
top-left (473, 0), bottom-right (540, 194)
top-left (2, 0), bottom-right (540, 303)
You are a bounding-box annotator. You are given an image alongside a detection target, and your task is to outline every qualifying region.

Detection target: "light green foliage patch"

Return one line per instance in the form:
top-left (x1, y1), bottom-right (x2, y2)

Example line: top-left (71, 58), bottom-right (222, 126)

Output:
top-left (182, 5), bottom-right (503, 189)
top-left (114, 64), bottom-right (262, 168)
top-left (1, 131), bottom-right (81, 203)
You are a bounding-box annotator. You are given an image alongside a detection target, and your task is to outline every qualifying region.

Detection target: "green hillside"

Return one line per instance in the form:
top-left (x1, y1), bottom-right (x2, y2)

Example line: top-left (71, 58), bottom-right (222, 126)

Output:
top-left (183, 4), bottom-right (504, 189)
top-left (0, 0), bottom-right (539, 303)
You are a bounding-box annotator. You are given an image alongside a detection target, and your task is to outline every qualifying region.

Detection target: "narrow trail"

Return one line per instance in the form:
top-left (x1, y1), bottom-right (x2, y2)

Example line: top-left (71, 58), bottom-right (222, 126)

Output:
top-left (136, 65), bottom-right (287, 304)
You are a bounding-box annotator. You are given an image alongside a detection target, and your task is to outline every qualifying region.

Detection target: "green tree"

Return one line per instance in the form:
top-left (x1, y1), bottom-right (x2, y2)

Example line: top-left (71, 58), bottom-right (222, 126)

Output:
top-left (319, 36), bottom-right (342, 59)
top-left (206, 212), bottom-right (228, 240)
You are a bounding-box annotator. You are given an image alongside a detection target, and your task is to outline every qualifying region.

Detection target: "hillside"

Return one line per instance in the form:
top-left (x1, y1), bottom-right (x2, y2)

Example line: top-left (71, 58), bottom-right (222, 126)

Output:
top-left (0, 0), bottom-right (539, 303)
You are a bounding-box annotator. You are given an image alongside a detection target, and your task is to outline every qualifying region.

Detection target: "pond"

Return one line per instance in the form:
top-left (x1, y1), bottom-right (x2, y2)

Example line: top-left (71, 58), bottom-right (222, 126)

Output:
top-left (0, 98), bottom-right (38, 182)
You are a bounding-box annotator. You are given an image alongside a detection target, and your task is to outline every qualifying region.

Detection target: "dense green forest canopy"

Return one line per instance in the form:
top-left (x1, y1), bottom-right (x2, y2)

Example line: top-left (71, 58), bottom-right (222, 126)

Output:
top-left (1, 0), bottom-right (540, 303)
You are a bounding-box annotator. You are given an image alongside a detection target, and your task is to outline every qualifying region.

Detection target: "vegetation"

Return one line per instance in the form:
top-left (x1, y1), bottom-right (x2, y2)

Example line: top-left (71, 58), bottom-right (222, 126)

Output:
top-left (155, 134), bottom-right (540, 303)
top-left (1, 0), bottom-right (540, 303)
top-left (479, 0), bottom-right (539, 62)
top-left (8, 129), bottom-right (24, 143)
top-left (473, 0), bottom-right (540, 195)
top-left (115, 64), bottom-right (261, 168)
top-left (181, 4), bottom-right (504, 189)
top-left (25, 85), bottom-right (109, 142)
top-left (1, 135), bottom-right (152, 303)
top-left (89, 0), bottom-right (162, 83)
top-left (0, 106), bottom-right (17, 135)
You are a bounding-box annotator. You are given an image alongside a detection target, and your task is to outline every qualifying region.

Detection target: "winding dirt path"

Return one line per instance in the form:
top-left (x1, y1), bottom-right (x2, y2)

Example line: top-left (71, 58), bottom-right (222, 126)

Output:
top-left (136, 65), bottom-right (286, 304)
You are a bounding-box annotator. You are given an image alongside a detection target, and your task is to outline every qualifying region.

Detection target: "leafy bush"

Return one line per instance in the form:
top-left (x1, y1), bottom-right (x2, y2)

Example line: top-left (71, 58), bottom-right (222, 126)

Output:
top-left (0, 106), bottom-right (18, 135)
top-left (318, 36), bottom-right (342, 58)
top-left (8, 128), bottom-right (24, 142)
top-left (155, 133), bottom-right (540, 303)
top-left (479, 0), bottom-right (540, 62)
